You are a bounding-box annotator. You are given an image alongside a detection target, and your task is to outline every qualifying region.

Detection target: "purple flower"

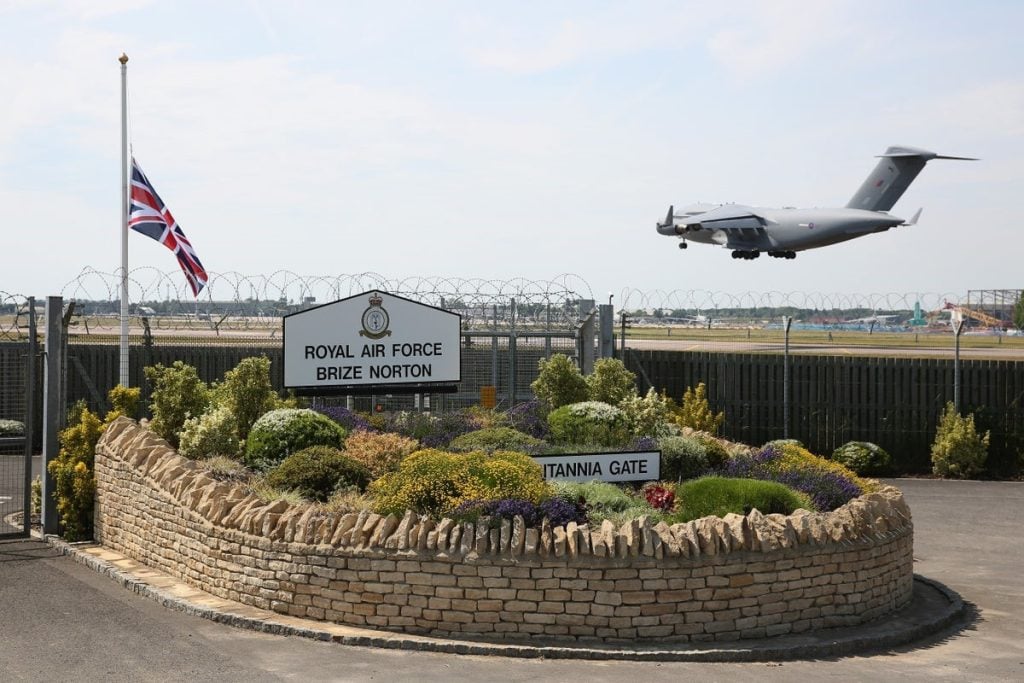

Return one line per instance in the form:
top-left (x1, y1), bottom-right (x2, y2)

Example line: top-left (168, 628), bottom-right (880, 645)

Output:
top-left (506, 400), bottom-right (550, 439)
top-left (630, 435), bottom-right (658, 452)
top-left (715, 445), bottom-right (861, 511)
top-left (316, 405), bottom-right (375, 433)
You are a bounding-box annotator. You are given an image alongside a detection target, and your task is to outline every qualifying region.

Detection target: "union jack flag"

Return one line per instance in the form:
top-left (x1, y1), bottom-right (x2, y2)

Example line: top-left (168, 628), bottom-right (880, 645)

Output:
top-left (128, 158), bottom-right (208, 296)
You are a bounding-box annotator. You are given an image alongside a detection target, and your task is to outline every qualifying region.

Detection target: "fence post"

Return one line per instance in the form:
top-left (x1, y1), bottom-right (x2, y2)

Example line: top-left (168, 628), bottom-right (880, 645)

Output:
top-left (577, 300), bottom-right (595, 374)
top-left (21, 297), bottom-right (37, 536)
top-left (508, 298), bottom-right (517, 407)
top-left (783, 316), bottom-right (793, 439)
top-left (599, 304), bottom-right (614, 359)
top-left (41, 295), bottom-right (64, 535)
top-left (953, 318), bottom-right (965, 411)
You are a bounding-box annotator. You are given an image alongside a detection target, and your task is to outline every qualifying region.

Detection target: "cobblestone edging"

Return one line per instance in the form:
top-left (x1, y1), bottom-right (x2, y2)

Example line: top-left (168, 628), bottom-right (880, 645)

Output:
top-left (93, 417), bottom-right (915, 644)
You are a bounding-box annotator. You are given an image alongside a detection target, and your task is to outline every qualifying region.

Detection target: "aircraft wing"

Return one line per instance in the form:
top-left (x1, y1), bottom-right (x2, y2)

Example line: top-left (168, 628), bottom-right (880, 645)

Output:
top-left (683, 204), bottom-right (766, 231)
top-left (679, 205), bottom-right (769, 248)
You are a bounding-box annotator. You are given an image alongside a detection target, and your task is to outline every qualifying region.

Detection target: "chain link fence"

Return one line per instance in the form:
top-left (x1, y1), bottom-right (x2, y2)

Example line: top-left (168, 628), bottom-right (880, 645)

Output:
top-left (0, 292), bottom-right (39, 537)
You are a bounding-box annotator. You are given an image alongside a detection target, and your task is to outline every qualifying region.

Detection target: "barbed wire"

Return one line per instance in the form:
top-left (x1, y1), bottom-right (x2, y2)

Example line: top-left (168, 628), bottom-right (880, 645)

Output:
top-left (55, 268), bottom-right (596, 333)
top-left (1, 273), bottom-right (983, 339)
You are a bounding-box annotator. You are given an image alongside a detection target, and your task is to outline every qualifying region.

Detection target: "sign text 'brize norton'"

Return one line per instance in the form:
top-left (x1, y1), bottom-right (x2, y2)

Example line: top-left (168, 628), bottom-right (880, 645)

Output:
top-left (283, 290), bottom-right (461, 391)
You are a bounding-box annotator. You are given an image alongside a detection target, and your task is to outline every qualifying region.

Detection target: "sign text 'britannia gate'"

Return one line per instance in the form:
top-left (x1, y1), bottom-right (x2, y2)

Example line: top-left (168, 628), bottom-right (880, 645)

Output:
top-left (283, 290), bottom-right (461, 394)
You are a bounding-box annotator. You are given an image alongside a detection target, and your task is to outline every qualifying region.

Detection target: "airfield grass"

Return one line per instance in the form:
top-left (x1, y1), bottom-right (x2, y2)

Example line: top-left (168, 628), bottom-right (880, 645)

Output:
top-left (624, 325), bottom-right (1024, 351)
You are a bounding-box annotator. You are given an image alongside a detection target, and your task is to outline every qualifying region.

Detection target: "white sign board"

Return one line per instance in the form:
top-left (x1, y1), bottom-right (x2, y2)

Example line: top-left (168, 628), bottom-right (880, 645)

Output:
top-left (534, 451), bottom-right (661, 483)
top-left (283, 290), bottom-right (461, 392)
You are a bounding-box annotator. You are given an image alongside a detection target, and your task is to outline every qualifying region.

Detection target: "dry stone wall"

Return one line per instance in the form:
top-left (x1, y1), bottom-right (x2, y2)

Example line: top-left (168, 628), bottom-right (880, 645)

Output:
top-left (94, 417), bottom-right (914, 643)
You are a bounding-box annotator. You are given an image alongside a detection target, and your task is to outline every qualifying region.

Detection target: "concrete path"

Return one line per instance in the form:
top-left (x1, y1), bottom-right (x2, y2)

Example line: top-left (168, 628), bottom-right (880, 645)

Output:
top-left (0, 479), bottom-right (1021, 681)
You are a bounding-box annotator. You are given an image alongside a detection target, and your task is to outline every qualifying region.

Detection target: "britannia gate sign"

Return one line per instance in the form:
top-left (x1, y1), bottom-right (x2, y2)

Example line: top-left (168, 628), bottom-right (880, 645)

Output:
top-left (283, 290), bottom-right (461, 394)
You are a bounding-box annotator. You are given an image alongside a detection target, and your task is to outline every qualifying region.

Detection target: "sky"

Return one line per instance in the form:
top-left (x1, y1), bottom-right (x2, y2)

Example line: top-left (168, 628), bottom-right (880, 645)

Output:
top-left (1, 1), bottom-right (1022, 310)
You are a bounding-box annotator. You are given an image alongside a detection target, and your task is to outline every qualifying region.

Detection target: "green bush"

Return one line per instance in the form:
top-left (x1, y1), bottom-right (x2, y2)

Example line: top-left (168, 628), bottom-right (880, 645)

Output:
top-left (265, 446), bottom-right (371, 502)
top-left (144, 361), bottom-right (210, 449)
top-left (619, 388), bottom-right (676, 438)
top-left (657, 435), bottom-right (710, 482)
top-left (552, 480), bottom-right (657, 526)
top-left (831, 441), bottom-right (892, 476)
top-left (931, 402), bottom-right (989, 479)
top-left (671, 476), bottom-right (812, 523)
top-left (46, 386), bottom-right (139, 541)
top-left (547, 401), bottom-right (629, 447)
top-left (244, 408), bottom-right (348, 472)
top-left (585, 358), bottom-right (637, 405)
top-left (198, 455), bottom-right (251, 482)
top-left (448, 427), bottom-right (546, 454)
top-left (531, 354), bottom-right (588, 409)
top-left (694, 433), bottom-right (731, 470)
top-left (369, 449), bottom-right (552, 518)
top-left (0, 419), bottom-right (25, 437)
top-left (343, 429), bottom-right (420, 478)
top-left (674, 382), bottom-right (724, 435)
top-left (214, 356), bottom-right (278, 441)
top-left (178, 405), bottom-right (242, 460)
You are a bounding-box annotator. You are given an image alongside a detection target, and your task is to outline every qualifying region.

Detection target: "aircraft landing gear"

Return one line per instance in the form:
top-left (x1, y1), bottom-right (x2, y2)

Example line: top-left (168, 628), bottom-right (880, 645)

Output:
top-left (731, 250), bottom-right (760, 260)
top-left (678, 242), bottom-right (687, 249)
top-left (768, 250), bottom-right (797, 259)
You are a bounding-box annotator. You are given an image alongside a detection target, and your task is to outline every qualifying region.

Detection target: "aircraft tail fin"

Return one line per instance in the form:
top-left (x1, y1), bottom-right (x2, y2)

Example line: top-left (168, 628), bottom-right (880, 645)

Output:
top-left (846, 146), bottom-right (977, 212)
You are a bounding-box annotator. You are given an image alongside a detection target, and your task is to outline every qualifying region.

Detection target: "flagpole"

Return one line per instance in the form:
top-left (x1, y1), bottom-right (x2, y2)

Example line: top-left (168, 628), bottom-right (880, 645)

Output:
top-left (119, 52), bottom-right (130, 387)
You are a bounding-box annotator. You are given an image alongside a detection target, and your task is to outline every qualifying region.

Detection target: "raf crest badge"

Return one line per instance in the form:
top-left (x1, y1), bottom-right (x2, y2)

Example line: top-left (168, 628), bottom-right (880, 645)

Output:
top-left (359, 293), bottom-right (392, 339)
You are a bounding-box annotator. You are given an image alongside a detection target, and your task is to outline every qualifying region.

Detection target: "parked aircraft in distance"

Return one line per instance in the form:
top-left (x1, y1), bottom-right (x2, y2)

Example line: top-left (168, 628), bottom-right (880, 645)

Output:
top-left (843, 313), bottom-right (901, 325)
top-left (656, 146), bottom-right (975, 259)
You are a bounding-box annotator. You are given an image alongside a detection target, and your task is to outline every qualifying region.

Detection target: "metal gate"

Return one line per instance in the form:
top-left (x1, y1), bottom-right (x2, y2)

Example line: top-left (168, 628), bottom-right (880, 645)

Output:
top-left (0, 295), bottom-right (38, 538)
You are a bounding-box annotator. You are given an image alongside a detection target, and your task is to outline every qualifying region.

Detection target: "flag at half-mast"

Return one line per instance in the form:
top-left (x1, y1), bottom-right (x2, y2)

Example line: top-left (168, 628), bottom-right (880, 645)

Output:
top-left (128, 158), bottom-right (208, 296)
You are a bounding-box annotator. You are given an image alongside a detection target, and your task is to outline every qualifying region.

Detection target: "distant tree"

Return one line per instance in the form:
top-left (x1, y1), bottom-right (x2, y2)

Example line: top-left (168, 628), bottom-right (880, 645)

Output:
top-left (1015, 292), bottom-right (1024, 330)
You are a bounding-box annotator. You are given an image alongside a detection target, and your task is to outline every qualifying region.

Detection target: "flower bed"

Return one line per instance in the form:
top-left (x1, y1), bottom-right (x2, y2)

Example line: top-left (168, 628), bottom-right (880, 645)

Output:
top-left (94, 417), bottom-right (914, 644)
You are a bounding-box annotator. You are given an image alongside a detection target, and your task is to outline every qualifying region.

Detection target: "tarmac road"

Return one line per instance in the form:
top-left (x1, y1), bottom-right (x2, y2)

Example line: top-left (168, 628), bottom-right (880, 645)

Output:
top-left (0, 479), bottom-right (1022, 682)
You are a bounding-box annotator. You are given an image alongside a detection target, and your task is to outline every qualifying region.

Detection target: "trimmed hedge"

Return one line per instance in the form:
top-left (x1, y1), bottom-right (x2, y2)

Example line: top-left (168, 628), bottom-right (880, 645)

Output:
top-left (265, 446), bottom-right (370, 502)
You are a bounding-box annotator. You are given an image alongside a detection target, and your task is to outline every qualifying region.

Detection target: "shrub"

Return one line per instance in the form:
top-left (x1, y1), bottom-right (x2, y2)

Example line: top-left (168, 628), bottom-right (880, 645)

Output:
top-left (451, 496), bottom-right (587, 528)
top-left (178, 405), bottom-right (242, 460)
top-left (265, 446), bottom-right (371, 502)
top-left (321, 487), bottom-right (374, 515)
top-left (552, 480), bottom-right (656, 526)
top-left (449, 427), bottom-right (546, 454)
top-left (144, 361), bottom-right (210, 448)
top-left (657, 435), bottom-right (711, 482)
top-left (243, 408), bottom-right (348, 472)
top-left (198, 455), bottom-right (251, 482)
top-left (385, 410), bottom-right (481, 448)
top-left (214, 356), bottom-right (277, 441)
top-left (721, 444), bottom-right (866, 511)
top-left (47, 402), bottom-right (104, 541)
top-left (506, 400), bottom-right (550, 439)
top-left (619, 388), bottom-right (677, 438)
top-left (831, 441), bottom-right (892, 476)
top-left (671, 476), bottom-right (812, 522)
top-left (315, 405), bottom-right (376, 433)
top-left (694, 433), bottom-right (731, 470)
top-left (642, 482), bottom-right (676, 512)
top-left (106, 384), bottom-right (141, 421)
top-left (461, 406), bottom-right (510, 430)
top-left (342, 429), bottom-right (419, 478)
top-left (585, 358), bottom-right (637, 405)
top-left (531, 354), bottom-right (588, 409)
top-left (31, 475), bottom-right (41, 515)
top-left (931, 402), bottom-right (989, 479)
top-left (547, 401), bottom-right (629, 447)
top-left (46, 386), bottom-right (142, 541)
top-left (0, 419), bottom-right (25, 437)
top-left (674, 382), bottom-right (724, 435)
top-left (369, 449), bottom-right (551, 518)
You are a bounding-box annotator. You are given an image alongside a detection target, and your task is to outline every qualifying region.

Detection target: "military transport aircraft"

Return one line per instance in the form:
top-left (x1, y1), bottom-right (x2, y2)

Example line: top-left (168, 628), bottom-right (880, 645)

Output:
top-left (656, 146), bottom-right (975, 259)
